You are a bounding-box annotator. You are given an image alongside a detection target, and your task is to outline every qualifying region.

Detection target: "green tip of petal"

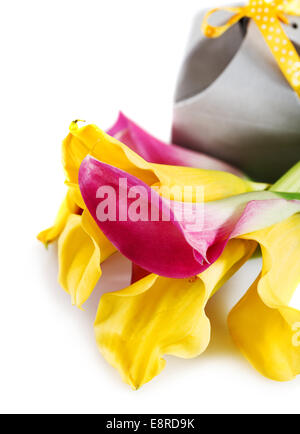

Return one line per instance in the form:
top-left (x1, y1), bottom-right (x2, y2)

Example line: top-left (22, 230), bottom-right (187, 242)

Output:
top-left (274, 191), bottom-right (300, 200)
top-left (271, 161), bottom-right (300, 193)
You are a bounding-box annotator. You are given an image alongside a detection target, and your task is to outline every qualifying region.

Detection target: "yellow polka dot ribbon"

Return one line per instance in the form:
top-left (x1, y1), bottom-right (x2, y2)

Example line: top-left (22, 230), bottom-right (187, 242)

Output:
top-left (202, 0), bottom-right (300, 97)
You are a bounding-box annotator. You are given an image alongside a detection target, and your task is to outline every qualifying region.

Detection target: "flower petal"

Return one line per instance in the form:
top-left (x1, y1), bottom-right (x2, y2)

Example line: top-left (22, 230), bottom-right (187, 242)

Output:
top-left (108, 112), bottom-right (246, 177)
top-left (64, 120), bottom-right (266, 201)
top-left (95, 238), bottom-right (256, 389)
top-left (81, 209), bottom-right (116, 263)
top-left (228, 215), bottom-right (300, 381)
top-left (58, 211), bottom-right (115, 307)
top-left (131, 263), bottom-right (150, 284)
top-left (63, 120), bottom-right (157, 186)
top-left (79, 157), bottom-right (202, 277)
top-left (79, 156), bottom-right (300, 278)
top-left (37, 190), bottom-right (80, 246)
top-left (39, 116), bottom-right (266, 246)
top-left (149, 162), bottom-right (267, 202)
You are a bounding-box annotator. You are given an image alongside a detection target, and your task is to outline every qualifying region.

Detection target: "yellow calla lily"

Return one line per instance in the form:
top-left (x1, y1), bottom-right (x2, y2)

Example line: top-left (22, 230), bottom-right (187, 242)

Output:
top-left (37, 189), bottom-right (80, 247)
top-left (150, 164), bottom-right (267, 201)
top-left (95, 238), bottom-right (256, 389)
top-left (229, 214), bottom-right (300, 381)
top-left (63, 121), bottom-right (267, 203)
top-left (38, 119), bottom-right (266, 307)
top-left (40, 119), bottom-right (268, 242)
top-left (228, 163), bottom-right (300, 381)
top-left (58, 210), bottom-right (116, 307)
top-left (38, 114), bottom-right (300, 387)
top-left (63, 121), bottom-right (157, 188)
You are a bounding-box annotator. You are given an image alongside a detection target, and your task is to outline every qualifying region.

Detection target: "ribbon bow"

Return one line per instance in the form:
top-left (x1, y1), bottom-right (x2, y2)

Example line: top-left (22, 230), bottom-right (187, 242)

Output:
top-left (202, 0), bottom-right (300, 96)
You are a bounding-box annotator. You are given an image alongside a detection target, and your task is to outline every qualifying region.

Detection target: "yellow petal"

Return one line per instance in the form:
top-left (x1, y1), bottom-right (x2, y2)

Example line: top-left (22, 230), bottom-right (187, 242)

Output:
top-left (63, 121), bottom-right (157, 186)
top-left (151, 164), bottom-right (268, 202)
top-left (81, 209), bottom-right (116, 263)
top-left (95, 238), bottom-right (256, 388)
top-left (66, 183), bottom-right (88, 211)
top-left (229, 215), bottom-right (300, 381)
top-left (58, 211), bottom-right (116, 307)
top-left (37, 189), bottom-right (80, 246)
top-left (63, 122), bottom-right (267, 202)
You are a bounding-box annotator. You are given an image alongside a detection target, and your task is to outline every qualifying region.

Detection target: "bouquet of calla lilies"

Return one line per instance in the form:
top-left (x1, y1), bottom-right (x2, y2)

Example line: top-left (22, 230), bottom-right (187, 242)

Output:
top-left (38, 113), bottom-right (300, 389)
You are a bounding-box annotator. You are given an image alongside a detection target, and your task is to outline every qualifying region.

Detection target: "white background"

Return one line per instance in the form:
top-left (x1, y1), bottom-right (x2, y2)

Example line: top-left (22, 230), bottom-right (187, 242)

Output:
top-left (1, 0), bottom-right (299, 414)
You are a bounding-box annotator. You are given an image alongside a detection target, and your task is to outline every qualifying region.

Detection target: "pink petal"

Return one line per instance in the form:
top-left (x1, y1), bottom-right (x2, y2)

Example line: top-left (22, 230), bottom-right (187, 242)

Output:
top-left (108, 112), bottom-right (245, 177)
top-left (79, 156), bottom-right (300, 278)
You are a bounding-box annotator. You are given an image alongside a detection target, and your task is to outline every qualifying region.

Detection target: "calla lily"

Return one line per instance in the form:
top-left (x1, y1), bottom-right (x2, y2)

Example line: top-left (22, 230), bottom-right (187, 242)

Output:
top-left (107, 112), bottom-right (245, 177)
top-left (63, 118), bottom-right (264, 204)
top-left (37, 189), bottom-right (80, 247)
top-left (229, 215), bottom-right (300, 381)
top-left (38, 116), bottom-right (265, 305)
top-left (38, 113), bottom-right (300, 387)
top-left (79, 156), bottom-right (300, 278)
top-left (89, 160), bottom-right (300, 387)
top-left (58, 211), bottom-right (115, 307)
top-left (228, 162), bottom-right (300, 381)
top-left (38, 114), bottom-right (253, 249)
top-left (95, 238), bottom-right (256, 389)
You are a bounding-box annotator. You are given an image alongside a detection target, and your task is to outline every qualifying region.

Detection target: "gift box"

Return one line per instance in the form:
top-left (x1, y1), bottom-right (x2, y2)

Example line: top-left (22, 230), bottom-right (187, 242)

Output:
top-left (173, 3), bottom-right (300, 182)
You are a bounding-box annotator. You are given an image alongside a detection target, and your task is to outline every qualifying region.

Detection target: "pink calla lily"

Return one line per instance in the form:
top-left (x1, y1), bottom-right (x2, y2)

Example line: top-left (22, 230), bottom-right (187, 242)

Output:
top-left (108, 113), bottom-right (245, 177)
top-left (79, 155), bottom-right (300, 278)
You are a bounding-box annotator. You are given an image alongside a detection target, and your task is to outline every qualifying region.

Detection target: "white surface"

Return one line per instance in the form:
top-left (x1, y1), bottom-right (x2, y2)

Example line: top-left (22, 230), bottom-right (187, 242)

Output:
top-left (1, 0), bottom-right (299, 415)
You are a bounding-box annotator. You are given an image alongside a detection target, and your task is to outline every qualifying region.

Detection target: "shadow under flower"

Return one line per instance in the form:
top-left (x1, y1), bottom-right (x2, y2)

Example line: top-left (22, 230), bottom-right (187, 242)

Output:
top-left (204, 255), bottom-right (263, 358)
top-left (82, 252), bottom-right (132, 322)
